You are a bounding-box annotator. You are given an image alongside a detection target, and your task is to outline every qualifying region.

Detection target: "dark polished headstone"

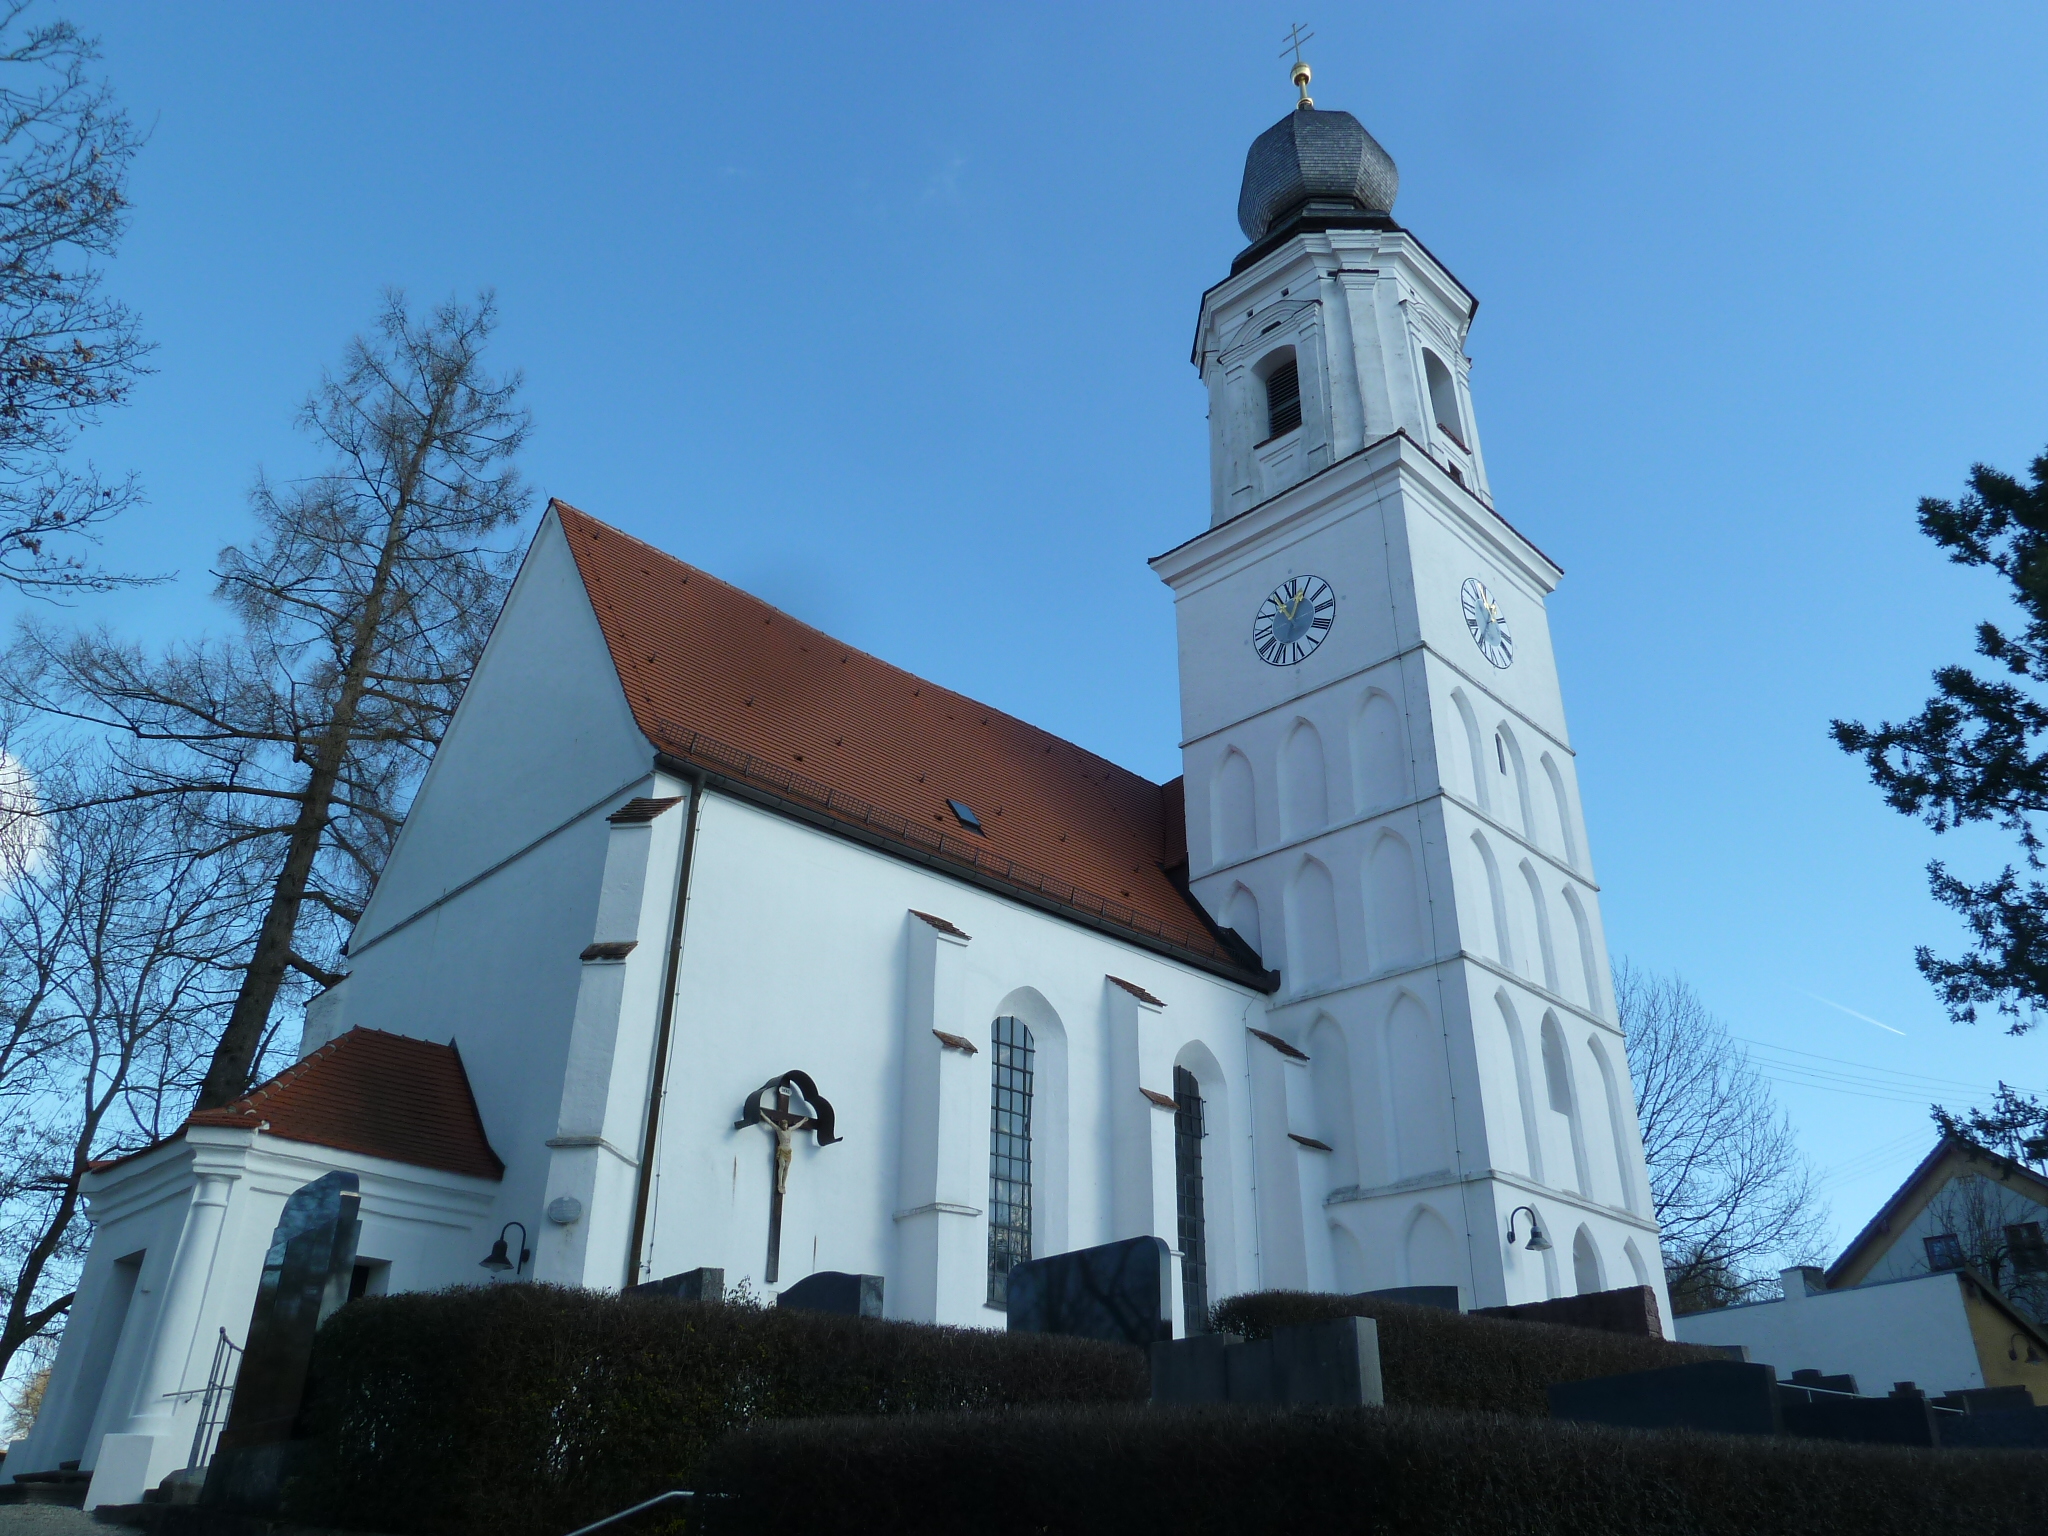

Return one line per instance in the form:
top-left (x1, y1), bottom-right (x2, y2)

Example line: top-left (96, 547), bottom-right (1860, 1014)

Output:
top-left (202, 1172), bottom-right (362, 1510)
top-left (1007, 1237), bottom-right (1173, 1347)
top-left (1788, 1368), bottom-right (1860, 1395)
top-left (1549, 1360), bottom-right (1781, 1437)
top-left (629, 1267), bottom-right (725, 1303)
top-left (776, 1271), bottom-right (883, 1318)
top-left (1779, 1386), bottom-right (1936, 1446)
top-left (1476, 1284), bottom-right (1662, 1338)
top-left (1151, 1317), bottom-right (1381, 1407)
top-left (1363, 1286), bottom-right (1463, 1313)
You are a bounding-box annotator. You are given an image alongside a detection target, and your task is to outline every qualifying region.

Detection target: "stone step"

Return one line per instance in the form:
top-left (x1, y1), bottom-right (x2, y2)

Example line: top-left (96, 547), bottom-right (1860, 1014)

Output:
top-left (0, 1468), bottom-right (92, 1507)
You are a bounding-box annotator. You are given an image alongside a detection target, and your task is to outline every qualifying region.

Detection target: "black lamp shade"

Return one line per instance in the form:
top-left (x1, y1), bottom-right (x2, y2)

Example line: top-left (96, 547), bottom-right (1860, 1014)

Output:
top-left (480, 1238), bottom-right (514, 1272)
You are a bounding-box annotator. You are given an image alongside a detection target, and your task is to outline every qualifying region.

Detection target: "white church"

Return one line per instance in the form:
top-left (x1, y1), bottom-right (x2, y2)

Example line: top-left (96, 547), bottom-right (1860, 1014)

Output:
top-left (17, 74), bottom-right (1667, 1505)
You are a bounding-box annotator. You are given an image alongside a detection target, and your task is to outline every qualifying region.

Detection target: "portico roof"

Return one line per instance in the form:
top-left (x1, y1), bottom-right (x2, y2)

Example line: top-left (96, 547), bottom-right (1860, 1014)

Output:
top-left (94, 1027), bottom-right (505, 1182)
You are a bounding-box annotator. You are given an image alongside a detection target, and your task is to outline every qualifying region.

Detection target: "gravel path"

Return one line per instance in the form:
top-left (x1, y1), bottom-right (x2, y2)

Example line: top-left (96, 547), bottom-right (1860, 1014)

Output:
top-left (0, 1508), bottom-right (98, 1536)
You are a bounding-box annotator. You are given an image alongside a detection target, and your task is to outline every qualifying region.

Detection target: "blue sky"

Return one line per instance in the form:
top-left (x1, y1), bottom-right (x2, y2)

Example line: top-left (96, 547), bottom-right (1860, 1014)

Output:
top-left (35, 1), bottom-right (2048, 1259)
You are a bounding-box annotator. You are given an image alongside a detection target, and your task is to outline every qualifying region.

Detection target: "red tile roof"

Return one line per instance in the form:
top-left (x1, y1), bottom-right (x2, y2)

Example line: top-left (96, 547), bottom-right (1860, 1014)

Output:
top-left (186, 1028), bottom-right (504, 1180)
top-left (554, 501), bottom-right (1265, 985)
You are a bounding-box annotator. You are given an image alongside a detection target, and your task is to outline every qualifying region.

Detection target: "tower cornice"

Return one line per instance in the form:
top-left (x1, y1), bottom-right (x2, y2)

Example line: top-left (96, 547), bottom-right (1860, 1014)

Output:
top-left (1149, 430), bottom-right (1560, 596)
top-left (1193, 227), bottom-right (1477, 371)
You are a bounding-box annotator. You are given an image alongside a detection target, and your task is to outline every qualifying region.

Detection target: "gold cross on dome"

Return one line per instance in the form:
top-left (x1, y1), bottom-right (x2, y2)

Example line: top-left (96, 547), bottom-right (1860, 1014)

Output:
top-left (1279, 24), bottom-right (1315, 108)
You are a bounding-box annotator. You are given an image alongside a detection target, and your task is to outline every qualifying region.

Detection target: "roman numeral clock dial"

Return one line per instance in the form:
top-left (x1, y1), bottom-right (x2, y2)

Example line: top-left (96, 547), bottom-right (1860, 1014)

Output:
top-left (1461, 577), bottom-right (1515, 669)
top-left (1253, 575), bottom-right (1335, 666)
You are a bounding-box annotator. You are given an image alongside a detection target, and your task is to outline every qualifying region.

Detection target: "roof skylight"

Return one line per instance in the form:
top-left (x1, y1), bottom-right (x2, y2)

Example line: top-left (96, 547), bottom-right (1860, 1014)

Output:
top-left (947, 799), bottom-right (985, 834)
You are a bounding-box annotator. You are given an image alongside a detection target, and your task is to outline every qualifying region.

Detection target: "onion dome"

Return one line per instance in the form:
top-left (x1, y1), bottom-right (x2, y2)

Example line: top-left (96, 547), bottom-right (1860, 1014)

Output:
top-left (1237, 107), bottom-right (1399, 244)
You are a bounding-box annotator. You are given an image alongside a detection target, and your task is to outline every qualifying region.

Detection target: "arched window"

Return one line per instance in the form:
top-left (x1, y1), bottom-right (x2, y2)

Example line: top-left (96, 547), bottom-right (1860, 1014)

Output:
top-left (1260, 350), bottom-right (1301, 442)
top-left (1423, 350), bottom-right (1465, 449)
top-left (1173, 1065), bottom-right (1209, 1334)
top-left (1572, 1226), bottom-right (1605, 1296)
top-left (987, 1016), bottom-right (1035, 1306)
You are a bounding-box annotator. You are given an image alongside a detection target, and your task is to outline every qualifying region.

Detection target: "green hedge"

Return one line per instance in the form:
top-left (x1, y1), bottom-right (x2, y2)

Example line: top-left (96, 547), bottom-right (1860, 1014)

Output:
top-left (283, 1285), bottom-right (1145, 1536)
top-left (696, 1403), bottom-right (2048, 1536)
top-left (1212, 1290), bottom-right (1725, 1416)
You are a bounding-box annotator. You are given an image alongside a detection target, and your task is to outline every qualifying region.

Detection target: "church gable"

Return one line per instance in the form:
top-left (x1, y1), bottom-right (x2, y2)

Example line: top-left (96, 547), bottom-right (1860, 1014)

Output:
top-left (352, 509), bottom-right (652, 946)
top-left (552, 501), bottom-right (1252, 980)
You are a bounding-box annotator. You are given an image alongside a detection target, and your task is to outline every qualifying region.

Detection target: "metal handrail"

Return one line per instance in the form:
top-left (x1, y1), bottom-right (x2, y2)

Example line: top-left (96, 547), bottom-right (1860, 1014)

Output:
top-left (185, 1328), bottom-right (244, 1471)
top-left (561, 1490), bottom-right (695, 1536)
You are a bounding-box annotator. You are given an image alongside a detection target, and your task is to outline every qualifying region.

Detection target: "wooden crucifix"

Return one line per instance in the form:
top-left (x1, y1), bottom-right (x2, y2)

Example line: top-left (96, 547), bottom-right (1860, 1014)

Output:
top-left (734, 1070), bottom-right (839, 1284)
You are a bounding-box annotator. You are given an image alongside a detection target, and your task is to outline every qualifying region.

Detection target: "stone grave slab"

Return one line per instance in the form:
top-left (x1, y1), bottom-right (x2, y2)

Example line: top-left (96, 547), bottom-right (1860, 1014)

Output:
top-left (1006, 1237), bottom-right (1172, 1347)
top-left (629, 1267), bottom-right (725, 1303)
top-left (202, 1171), bottom-right (362, 1510)
top-left (776, 1271), bottom-right (883, 1318)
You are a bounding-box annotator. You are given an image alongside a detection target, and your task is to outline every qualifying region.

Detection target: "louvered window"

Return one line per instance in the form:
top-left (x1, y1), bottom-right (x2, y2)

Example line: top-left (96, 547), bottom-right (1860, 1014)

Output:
top-left (1264, 358), bottom-right (1301, 441)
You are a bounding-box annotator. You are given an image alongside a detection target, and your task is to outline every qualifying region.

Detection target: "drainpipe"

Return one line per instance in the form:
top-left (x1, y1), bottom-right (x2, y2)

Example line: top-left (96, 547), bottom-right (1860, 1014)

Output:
top-left (625, 763), bottom-right (706, 1284)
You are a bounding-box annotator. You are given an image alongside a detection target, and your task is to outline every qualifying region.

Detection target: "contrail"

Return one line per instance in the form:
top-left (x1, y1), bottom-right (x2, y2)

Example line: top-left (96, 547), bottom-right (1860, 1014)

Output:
top-left (1798, 990), bottom-right (1907, 1036)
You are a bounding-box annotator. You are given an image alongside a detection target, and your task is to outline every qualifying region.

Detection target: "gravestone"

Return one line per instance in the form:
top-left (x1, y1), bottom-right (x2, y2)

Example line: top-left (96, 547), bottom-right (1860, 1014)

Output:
top-left (1778, 1384), bottom-right (1936, 1446)
top-left (1151, 1317), bottom-right (1382, 1407)
top-left (1006, 1237), bottom-right (1172, 1347)
top-left (1548, 1359), bottom-right (1781, 1437)
top-left (629, 1267), bottom-right (725, 1303)
top-left (1363, 1286), bottom-right (1462, 1313)
top-left (776, 1271), bottom-right (883, 1318)
top-left (1476, 1284), bottom-right (1663, 1338)
top-left (201, 1172), bottom-right (362, 1510)
top-left (1787, 1368), bottom-right (1860, 1395)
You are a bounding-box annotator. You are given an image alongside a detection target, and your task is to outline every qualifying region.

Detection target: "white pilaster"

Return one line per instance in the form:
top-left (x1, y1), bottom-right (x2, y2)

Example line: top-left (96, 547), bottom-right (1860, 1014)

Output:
top-left (538, 785), bottom-right (687, 1290)
top-left (893, 910), bottom-right (985, 1326)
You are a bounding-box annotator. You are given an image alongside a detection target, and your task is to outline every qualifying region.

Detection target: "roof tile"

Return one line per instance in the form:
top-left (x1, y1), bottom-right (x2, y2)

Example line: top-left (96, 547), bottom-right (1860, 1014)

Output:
top-left (187, 1028), bottom-right (504, 1180)
top-left (554, 502), bottom-right (1253, 978)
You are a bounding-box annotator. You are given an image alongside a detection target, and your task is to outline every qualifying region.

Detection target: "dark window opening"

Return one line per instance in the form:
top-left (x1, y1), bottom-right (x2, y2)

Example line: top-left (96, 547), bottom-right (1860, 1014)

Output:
top-left (1424, 350), bottom-right (1467, 451)
top-left (1263, 358), bottom-right (1301, 441)
top-left (1925, 1232), bottom-right (1964, 1272)
top-left (1174, 1065), bottom-right (1210, 1334)
top-left (2009, 1223), bottom-right (2048, 1274)
top-left (947, 799), bottom-right (984, 834)
top-left (987, 1016), bottom-right (1035, 1307)
top-left (348, 1260), bottom-right (389, 1301)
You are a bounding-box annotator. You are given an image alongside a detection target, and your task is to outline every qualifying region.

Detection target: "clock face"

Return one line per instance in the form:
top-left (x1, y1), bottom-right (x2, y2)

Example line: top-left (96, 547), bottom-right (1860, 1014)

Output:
top-left (1253, 575), bottom-right (1334, 666)
top-left (1461, 577), bottom-right (1514, 669)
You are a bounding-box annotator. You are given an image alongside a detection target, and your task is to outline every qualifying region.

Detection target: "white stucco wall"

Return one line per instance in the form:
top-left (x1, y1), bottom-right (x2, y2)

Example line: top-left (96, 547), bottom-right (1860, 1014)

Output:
top-left (1675, 1272), bottom-right (1986, 1397)
top-left (13, 1128), bottom-right (497, 1497)
top-left (630, 791), bottom-right (1267, 1323)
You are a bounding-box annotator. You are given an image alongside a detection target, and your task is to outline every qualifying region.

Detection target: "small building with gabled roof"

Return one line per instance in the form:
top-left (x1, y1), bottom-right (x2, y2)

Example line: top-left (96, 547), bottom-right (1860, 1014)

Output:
top-left (16, 1031), bottom-right (503, 1502)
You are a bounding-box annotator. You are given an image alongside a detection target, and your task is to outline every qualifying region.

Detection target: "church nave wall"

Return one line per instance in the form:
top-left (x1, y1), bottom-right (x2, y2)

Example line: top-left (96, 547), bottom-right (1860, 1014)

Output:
top-left (632, 793), bottom-right (1268, 1330)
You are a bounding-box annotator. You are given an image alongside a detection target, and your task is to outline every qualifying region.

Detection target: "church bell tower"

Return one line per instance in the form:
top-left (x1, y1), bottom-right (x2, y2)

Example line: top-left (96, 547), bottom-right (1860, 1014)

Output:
top-left (1151, 56), bottom-right (1668, 1321)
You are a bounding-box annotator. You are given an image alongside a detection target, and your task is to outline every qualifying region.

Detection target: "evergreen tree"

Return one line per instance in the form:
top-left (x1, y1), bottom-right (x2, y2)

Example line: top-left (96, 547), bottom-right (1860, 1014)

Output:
top-left (1834, 450), bottom-right (2048, 1032)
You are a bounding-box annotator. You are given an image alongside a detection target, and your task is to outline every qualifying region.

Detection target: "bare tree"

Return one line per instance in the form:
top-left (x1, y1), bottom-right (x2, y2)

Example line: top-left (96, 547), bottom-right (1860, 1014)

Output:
top-left (5, 291), bottom-right (529, 1107)
top-left (1619, 962), bottom-right (1829, 1312)
top-left (0, 760), bottom-right (252, 1386)
top-left (1917, 1169), bottom-right (2048, 1325)
top-left (0, 4), bottom-right (150, 594)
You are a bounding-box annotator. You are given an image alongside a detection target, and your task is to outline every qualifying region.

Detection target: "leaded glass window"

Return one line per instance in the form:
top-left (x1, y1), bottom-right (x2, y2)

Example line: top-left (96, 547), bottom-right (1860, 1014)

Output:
top-left (987, 1016), bottom-right (1034, 1307)
top-left (1174, 1064), bottom-right (1210, 1334)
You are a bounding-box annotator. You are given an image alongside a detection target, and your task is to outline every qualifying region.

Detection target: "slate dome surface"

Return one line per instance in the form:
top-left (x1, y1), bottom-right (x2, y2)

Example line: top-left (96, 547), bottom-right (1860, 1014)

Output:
top-left (1237, 108), bottom-right (1399, 243)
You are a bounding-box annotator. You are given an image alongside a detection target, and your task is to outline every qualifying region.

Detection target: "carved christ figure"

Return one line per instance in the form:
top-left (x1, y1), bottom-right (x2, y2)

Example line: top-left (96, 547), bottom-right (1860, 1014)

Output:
top-left (734, 1071), bottom-right (840, 1285)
